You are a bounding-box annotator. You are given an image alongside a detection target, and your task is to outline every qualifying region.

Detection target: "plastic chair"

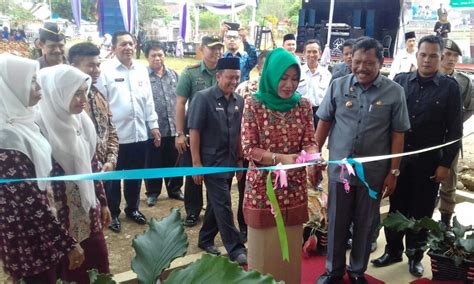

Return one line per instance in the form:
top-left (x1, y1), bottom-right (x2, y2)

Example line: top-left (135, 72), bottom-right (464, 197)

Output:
top-left (382, 35), bottom-right (392, 58)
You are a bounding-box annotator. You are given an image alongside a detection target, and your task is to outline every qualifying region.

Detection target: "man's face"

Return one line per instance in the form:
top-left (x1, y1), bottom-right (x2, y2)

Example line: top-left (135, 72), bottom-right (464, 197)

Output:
top-left (147, 48), bottom-right (165, 71)
top-left (113, 34), bottom-right (135, 64)
top-left (303, 43), bottom-right (321, 67)
top-left (283, 40), bottom-right (297, 54)
top-left (39, 39), bottom-right (65, 65)
top-left (416, 42), bottom-right (441, 77)
top-left (201, 45), bottom-right (223, 66)
top-left (440, 49), bottom-right (459, 73)
top-left (406, 38), bottom-right (416, 51)
top-left (342, 46), bottom-right (353, 68)
top-left (74, 56), bottom-right (101, 84)
top-left (217, 69), bottom-right (240, 95)
top-left (352, 48), bottom-right (382, 88)
top-left (225, 34), bottom-right (241, 51)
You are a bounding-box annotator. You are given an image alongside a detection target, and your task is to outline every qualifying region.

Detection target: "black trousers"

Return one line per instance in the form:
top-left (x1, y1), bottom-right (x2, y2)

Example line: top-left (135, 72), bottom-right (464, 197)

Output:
top-left (144, 137), bottom-right (183, 197)
top-left (236, 160), bottom-right (248, 234)
top-left (198, 175), bottom-right (245, 259)
top-left (384, 152), bottom-right (441, 261)
top-left (312, 106), bottom-right (320, 128)
top-left (106, 141), bottom-right (147, 218)
top-left (182, 150), bottom-right (203, 217)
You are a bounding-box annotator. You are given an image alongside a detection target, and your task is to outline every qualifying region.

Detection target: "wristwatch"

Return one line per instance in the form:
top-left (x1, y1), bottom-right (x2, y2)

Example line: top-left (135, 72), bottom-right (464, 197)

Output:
top-left (175, 131), bottom-right (185, 137)
top-left (390, 169), bottom-right (400, 177)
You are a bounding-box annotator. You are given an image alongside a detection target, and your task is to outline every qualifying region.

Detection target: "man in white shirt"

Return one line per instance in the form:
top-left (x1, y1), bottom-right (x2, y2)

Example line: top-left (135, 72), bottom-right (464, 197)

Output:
top-left (296, 39), bottom-right (332, 127)
top-left (388, 31), bottom-right (417, 80)
top-left (96, 31), bottom-right (161, 233)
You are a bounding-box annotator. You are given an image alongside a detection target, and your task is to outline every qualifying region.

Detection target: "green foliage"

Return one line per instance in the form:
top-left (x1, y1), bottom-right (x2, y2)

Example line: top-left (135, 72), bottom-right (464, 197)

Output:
top-left (88, 269), bottom-right (116, 284)
top-left (50, 0), bottom-right (97, 22)
top-left (199, 10), bottom-right (227, 31)
top-left (164, 254), bottom-right (282, 284)
top-left (382, 212), bottom-right (474, 265)
top-left (138, 0), bottom-right (170, 25)
top-left (7, 4), bottom-right (34, 22)
top-left (131, 208), bottom-right (188, 284)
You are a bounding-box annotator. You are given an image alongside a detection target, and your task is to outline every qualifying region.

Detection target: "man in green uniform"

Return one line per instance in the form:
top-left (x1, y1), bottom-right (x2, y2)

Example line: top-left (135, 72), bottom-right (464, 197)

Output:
top-left (175, 35), bottom-right (223, 226)
top-left (438, 38), bottom-right (473, 226)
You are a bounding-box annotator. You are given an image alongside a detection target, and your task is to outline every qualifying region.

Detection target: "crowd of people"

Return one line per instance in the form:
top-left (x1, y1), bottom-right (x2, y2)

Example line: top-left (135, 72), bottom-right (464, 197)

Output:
top-left (1, 26), bottom-right (27, 42)
top-left (0, 18), bottom-right (472, 284)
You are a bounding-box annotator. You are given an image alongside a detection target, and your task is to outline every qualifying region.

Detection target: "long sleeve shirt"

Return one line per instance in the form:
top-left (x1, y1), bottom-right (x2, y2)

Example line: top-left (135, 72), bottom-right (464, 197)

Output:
top-left (394, 71), bottom-right (462, 167)
top-left (223, 41), bottom-right (258, 82)
top-left (388, 49), bottom-right (417, 80)
top-left (96, 58), bottom-right (159, 144)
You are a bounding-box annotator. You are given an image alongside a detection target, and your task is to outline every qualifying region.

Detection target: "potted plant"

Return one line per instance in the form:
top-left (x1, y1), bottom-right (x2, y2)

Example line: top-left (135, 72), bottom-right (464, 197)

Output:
top-left (382, 211), bottom-right (474, 283)
top-left (303, 190), bottom-right (328, 256)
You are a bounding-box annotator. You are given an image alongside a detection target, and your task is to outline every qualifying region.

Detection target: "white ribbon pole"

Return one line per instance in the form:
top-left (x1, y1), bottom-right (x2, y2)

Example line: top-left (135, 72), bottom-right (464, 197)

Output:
top-left (320, 0), bottom-right (335, 67)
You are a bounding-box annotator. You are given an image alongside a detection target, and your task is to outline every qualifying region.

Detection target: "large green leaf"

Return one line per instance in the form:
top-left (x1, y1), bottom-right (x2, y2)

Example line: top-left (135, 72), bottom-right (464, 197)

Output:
top-left (163, 254), bottom-right (283, 284)
top-left (382, 211), bottom-right (440, 234)
top-left (459, 236), bottom-right (474, 254)
top-left (452, 216), bottom-right (473, 239)
top-left (88, 269), bottom-right (117, 284)
top-left (131, 208), bottom-right (188, 284)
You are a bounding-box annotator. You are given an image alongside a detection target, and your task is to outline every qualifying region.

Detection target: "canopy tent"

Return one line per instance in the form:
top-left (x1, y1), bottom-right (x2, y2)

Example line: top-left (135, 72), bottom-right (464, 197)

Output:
top-left (178, 0), bottom-right (257, 42)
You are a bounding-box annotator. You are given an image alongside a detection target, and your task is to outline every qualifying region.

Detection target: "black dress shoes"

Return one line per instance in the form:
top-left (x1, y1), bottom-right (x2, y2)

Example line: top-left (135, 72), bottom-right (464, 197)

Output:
top-left (348, 275), bottom-right (368, 284)
top-left (315, 273), bottom-right (342, 284)
top-left (371, 253), bottom-right (403, 267)
top-left (126, 210), bottom-right (147, 225)
top-left (198, 244), bottom-right (221, 256)
top-left (168, 190), bottom-right (185, 201)
top-left (184, 214), bottom-right (199, 227)
top-left (409, 259), bottom-right (424, 277)
top-left (109, 217), bottom-right (121, 233)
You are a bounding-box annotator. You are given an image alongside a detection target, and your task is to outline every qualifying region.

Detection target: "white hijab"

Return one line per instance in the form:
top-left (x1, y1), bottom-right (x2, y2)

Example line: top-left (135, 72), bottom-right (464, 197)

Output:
top-left (37, 65), bottom-right (98, 212)
top-left (0, 54), bottom-right (52, 191)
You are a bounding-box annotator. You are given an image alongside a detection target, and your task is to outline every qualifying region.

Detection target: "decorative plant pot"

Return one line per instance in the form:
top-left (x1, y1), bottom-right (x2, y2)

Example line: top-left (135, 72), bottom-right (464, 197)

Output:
top-left (428, 251), bottom-right (472, 283)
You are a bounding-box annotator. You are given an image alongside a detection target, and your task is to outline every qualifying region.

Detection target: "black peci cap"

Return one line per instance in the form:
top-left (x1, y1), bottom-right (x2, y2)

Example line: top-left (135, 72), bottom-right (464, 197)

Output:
top-left (217, 57), bottom-right (240, 71)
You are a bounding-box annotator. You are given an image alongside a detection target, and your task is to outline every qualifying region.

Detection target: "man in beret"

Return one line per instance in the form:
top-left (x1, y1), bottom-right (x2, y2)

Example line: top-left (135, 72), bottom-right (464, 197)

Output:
top-left (438, 38), bottom-right (473, 227)
top-left (187, 57), bottom-right (247, 265)
top-left (37, 22), bottom-right (67, 69)
top-left (389, 31), bottom-right (417, 79)
top-left (175, 35), bottom-right (223, 227)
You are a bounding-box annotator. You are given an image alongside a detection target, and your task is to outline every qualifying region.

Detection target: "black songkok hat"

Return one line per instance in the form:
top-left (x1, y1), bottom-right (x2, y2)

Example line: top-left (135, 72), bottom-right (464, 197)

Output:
top-left (405, 31), bottom-right (416, 41)
top-left (39, 22), bottom-right (65, 42)
top-left (283, 33), bottom-right (296, 42)
top-left (443, 38), bottom-right (462, 56)
top-left (217, 57), bottom-right (240, 71)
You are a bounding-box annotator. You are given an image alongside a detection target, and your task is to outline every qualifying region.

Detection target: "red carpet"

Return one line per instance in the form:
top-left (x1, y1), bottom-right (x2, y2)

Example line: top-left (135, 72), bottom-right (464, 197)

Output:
top-left (301, 255), bottom-right (384, 284)
top-left (410, 278), bottom-right (464, 284)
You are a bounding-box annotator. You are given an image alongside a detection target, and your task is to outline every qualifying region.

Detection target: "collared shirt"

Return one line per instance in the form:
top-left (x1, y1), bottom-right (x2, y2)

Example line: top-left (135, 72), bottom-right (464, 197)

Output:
top-left (37, 55), bottom-right (68, 69)
top-left (176, 60), bottom-right (218, 102)
top-left (148, 66), bottom-right (179, 137)
top-left (450, 70), bottom-right (473, 122)
top-left (96, 57), bottom-right (159, 144)
top-left (84, 86), bottom-right (119, 168)
top-left (317, 73), bottom-right (410, 187)
top-left (388, 49), bottom-right (417, 80)
top-left (331, 62), bottom-right (351, 82)
top-left (296, 64), bottom-right (332, 107)
top-left (223, 41), bottom-right (258, 82)
top-left (394, 71), bottom-right (462, 167)
top-left (187, 84), bottom-right (244, 177)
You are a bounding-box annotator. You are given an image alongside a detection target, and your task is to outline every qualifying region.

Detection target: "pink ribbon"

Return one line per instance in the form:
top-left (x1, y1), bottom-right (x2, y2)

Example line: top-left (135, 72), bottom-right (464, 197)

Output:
top-left (339, 160), bottom-right (355, 193)
top-left (273, 151), bottom-right (323, 189)
top-left (274, 165), bottom-right (288, 188)
top-left (296, 150), bottom-right (322, 163)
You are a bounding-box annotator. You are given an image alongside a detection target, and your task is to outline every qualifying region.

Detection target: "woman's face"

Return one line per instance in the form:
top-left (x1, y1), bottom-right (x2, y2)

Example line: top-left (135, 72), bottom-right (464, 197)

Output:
top-left (69, 82), bottom-right (88, 114)
top-left (28, 74), bottom-right (42, 107)
top-left (277, 66), bottom-right (299, 99)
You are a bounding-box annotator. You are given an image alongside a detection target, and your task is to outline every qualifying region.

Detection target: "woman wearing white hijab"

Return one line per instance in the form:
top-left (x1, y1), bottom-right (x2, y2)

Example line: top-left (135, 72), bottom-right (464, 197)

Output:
top-left (37, 64), bottom-right (110, 283)
top-left (0, 54), bottom-right (84, 283)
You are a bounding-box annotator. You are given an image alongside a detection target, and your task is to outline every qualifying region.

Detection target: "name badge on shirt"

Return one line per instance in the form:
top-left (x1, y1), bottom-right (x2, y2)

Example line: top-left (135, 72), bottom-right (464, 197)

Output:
top-left (115, 78), bottom-right (125, 82)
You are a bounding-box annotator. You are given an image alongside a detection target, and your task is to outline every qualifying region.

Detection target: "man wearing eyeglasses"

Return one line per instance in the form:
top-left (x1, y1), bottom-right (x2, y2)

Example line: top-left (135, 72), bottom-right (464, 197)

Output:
top-left (222, 23), bottom-right (257, 83)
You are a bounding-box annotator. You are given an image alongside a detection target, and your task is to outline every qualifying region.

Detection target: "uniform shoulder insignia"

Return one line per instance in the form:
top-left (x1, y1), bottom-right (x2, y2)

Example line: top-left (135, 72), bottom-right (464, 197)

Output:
top-left (187, 63), bottom-right (201, 69)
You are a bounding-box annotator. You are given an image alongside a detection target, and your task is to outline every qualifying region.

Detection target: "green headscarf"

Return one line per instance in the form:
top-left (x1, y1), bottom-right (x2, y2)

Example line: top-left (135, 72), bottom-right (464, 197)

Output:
top-left (254, 47), bottom-right (302, 112)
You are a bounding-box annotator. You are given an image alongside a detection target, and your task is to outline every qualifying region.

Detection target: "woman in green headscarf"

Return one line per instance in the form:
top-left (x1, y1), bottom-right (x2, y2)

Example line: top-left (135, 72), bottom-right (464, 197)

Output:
top-left (241, 48), bottom-right (319, 284)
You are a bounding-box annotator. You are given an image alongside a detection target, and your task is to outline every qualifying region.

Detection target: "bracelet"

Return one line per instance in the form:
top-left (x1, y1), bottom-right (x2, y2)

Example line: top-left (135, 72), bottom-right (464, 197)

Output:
top-left (271, 152), bottom-right (278, 165)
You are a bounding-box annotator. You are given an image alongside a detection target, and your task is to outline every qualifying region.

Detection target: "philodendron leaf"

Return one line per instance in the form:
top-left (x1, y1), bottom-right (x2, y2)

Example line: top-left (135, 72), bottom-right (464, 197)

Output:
top-left (459, 237), bottom-right (474, 254)
top-left (88, 269), bottom-right (117, 284)
top-left (163, 254), bottom-right (283, 284)
top-left (452, 216), bottom-right (472, 239)
top-left (131, 208), bottom-right (188, 284)
top-left (382, 211), bottom-right (416, 231)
